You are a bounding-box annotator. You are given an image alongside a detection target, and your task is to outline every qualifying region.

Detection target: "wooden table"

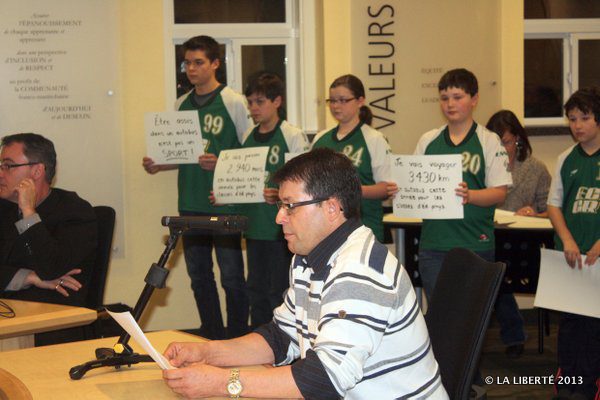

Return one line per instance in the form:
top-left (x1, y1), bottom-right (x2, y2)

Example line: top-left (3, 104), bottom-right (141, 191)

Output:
top-left (0, 299), bottom-right (97, 350)
top-left (0, 330), bottom-right (271, 400)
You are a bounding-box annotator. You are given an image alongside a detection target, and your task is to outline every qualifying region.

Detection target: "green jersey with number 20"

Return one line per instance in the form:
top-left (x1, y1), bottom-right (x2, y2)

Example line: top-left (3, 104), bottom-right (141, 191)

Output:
top-left (414, 123), bottom-right (511, 252)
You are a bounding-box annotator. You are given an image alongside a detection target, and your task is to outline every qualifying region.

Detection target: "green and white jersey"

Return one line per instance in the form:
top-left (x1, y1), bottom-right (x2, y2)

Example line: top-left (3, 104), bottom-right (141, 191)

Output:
top-left (311, 122), bottom-right (392, 242)
top-left (414, 122), bottom-right (511, 252)
top-left (548, 144), bottom-right (600, 252)
top-left (175, 86), bottom-right (251, 214)
top-left (241, 120), bottom-right (309, 240)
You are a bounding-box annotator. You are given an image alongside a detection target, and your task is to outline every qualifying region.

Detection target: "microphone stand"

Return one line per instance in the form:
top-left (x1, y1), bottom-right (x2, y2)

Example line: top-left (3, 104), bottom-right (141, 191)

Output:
top-left (69, 226), bottom-right (183, 380)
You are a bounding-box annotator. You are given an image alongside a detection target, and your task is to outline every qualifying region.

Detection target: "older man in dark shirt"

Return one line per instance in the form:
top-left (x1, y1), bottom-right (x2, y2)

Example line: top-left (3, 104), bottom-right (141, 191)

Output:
top-left (0, 133), bottom-right (97, 306)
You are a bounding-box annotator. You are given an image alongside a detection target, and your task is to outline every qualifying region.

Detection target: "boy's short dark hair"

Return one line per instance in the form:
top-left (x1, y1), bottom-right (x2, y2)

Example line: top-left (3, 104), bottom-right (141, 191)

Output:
top-left (564, 87), bottom-right (600, 124)
top-left (438, 68), bottom-right (479, 96)
top-left (273, 148), bottom-right (361, 220)
top-left (181, 35), bottom-right (220, 62)
top-left (1, 133), bottom-right (57, 184)
top-left (244, 72), bottom-right (285, 102)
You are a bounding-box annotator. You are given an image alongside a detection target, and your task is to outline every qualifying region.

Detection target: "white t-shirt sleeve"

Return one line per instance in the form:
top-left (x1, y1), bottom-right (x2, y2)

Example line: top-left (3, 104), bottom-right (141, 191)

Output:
top-left (281, 121), bottom-right (310, 154)
top-left (547, 146), bottom-right (574, 208)
top-left (174, 90), bottom-right (192, 111)
top-left (241, 125), bottom-right (255, 145)
top-left (413, 127), bottom-right (443, 155)
top-left (479, 126), bottom-right (512, 188)
top-left (363, 126), bottom-right (393, 182)
top-left (221, 87), bottom-right (252, 143)
top-left (310, 128), bottom-right (329, 150)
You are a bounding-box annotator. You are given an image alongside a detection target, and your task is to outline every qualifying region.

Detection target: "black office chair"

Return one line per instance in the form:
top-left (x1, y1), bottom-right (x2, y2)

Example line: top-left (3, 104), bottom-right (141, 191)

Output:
top-left (35, 206), bottom-right (116, 345)
top-left (83, 206), bottom-right (117, 339)
top-left (87, 206), bottom-right (116, 309)
top-left (425, 248), bottom-right (506, 400)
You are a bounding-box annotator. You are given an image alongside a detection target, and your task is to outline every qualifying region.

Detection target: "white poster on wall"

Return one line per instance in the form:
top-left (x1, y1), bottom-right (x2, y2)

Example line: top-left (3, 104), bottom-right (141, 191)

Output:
top-left (213, 147), bottom-right (269, 204)
top-left (391, 154), bottom-right (463, 219)
top-left (0, 0), bottom-right (124, 256)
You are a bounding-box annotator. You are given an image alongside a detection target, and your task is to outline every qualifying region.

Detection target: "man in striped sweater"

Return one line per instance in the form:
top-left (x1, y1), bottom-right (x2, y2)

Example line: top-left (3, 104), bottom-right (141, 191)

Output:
top-left (163, 148), bottom-right (448, 399)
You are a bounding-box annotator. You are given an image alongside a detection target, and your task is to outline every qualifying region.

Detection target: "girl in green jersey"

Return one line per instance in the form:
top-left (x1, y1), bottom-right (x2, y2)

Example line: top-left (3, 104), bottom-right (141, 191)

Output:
top-left (312, 74), bottom-right (397, 242)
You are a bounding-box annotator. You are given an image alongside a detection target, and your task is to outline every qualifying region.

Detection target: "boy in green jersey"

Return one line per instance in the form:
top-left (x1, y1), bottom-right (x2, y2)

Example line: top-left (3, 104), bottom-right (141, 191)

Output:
top-left (547, 87), bottom-right (600, 399)
top-left (312, 74), bottom-right (397, 242)
top-left (414, 69), bottom-right (526, 357)
top-left (241, 73), bottom-right (308, 328)
top-left (143, 36), bottom-right (251, 339)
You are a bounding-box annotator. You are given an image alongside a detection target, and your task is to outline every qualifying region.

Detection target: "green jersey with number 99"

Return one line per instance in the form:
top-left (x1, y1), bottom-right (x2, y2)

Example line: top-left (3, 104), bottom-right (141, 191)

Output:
top-left (175, 85), bottom-right (251, 214)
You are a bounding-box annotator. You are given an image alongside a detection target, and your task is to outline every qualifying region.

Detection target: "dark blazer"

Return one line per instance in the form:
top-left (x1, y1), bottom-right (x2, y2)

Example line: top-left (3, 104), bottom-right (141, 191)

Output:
top-left (0, 188), bottom-right (97, 306)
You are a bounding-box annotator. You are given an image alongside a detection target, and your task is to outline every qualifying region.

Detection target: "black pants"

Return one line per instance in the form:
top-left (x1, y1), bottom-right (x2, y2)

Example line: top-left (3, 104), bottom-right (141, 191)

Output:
top-left (556, 313), bottom-right (600, 399)
top-left (246, 238), bottom-right (292, 329)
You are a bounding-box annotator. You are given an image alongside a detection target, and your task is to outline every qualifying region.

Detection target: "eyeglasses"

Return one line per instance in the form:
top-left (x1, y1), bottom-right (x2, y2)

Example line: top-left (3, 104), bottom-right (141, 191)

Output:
top-left (181, 59), bottom-right (206, 71)
top-left (0, 162), bottom-right (39, 172)
top-left (276, 198), bottom-right (328, 215)
top-left (325, 97), bottom-right (356, 105)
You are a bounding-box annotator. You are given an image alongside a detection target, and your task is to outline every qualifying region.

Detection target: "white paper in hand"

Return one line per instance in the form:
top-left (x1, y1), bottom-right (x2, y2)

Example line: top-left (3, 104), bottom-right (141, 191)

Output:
top-left (534, 248), bottom-right (600, 318)
top-left (107, 309), bottom-right (175, 370)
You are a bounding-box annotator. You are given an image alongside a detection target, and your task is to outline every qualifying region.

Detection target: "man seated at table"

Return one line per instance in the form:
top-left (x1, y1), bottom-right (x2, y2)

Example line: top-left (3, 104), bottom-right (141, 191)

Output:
top-left (0, 133), bottom-right (97, 307)
top-left (163, 148), bottom-right (448, 399)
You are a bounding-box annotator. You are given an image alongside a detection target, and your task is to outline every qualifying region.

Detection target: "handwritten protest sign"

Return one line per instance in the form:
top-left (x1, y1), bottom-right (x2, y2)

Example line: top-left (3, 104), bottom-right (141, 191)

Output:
top-left (391, 154), bottom-right (463, 219)
top-left (144, 111), bottom-right (203, 164)
top-left (214, 147), bottom-right (270, 204)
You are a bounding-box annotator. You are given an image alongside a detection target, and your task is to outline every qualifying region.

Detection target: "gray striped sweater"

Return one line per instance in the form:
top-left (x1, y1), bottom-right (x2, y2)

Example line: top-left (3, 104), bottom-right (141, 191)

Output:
top-left (258, 219), bottom-right (448, 399)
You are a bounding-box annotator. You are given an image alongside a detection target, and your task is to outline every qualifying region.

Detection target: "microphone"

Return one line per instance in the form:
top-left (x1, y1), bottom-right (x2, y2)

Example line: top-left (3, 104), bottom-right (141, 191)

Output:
top-left (161, 215), bottom-right (247, 232)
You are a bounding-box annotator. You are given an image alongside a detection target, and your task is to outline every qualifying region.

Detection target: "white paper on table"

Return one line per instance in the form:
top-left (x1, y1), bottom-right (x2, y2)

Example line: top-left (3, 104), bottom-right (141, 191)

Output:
top-left (144, 110), bottom-right (204, 164)
top-left (534, 248), bottom-right (600, 318)
top-left (107, 310), bottom-right (175, 370)
top-left (391, 154), bottom-right (463, 219)
top-left (494, 208), bottom-right (518, 224)
top-left (494, 209), bottom-right (553, 229)
top-left (213, 147), bottom-right (270, 204)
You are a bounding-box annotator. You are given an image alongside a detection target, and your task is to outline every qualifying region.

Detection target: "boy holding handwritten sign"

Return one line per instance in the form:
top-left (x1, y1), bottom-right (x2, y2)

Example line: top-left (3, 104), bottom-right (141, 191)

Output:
top-left (547, 87), bottom-right (600, 398)
top-left (414, 69), bottom-right (525, 358)
top-left (239, 73), bottom-right (308, 328)
top-left (142, 36), bottom-right (251, 340)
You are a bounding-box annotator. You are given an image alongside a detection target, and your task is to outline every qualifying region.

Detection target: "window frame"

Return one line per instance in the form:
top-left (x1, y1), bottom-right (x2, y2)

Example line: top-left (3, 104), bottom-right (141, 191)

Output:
top-left (524, 18), bottom-right (600, 127)
top-left (162, 0), bottom-right (313, 130)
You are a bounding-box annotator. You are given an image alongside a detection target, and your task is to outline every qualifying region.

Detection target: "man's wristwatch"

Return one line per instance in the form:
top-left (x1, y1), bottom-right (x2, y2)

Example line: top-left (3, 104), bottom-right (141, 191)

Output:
top-left (226, 368), bottom-right (243, 398)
